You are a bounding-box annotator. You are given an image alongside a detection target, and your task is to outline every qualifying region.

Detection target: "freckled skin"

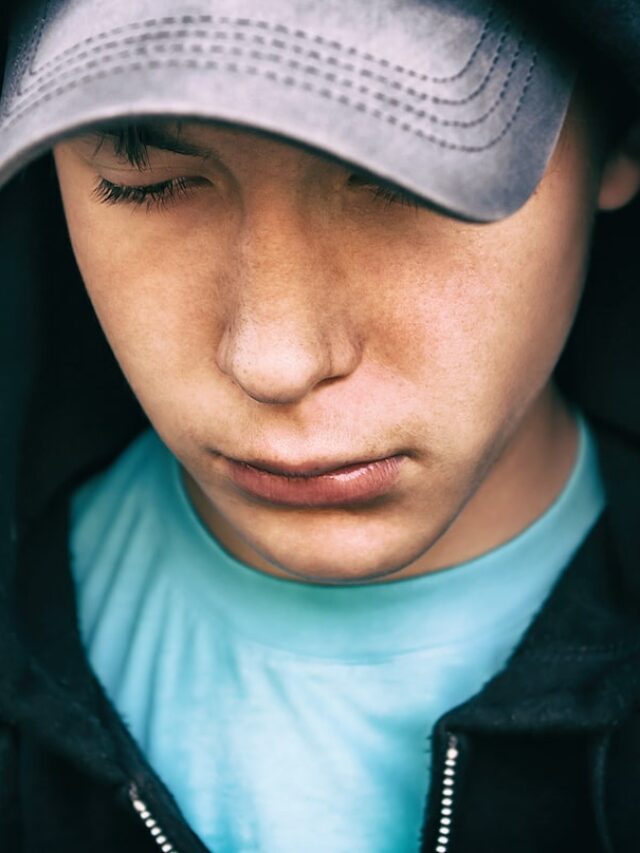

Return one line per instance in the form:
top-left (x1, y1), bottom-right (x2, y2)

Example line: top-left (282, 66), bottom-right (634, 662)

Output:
top-left (52, 100), bottom-right (640, 584)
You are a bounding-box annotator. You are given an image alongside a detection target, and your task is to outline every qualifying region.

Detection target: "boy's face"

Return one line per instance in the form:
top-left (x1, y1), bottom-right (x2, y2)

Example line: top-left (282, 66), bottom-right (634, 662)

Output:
top-left (53, 101), bottom-right (614, 583)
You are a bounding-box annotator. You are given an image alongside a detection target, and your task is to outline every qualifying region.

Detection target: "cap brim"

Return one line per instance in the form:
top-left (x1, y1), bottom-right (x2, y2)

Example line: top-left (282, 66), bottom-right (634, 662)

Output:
top-left (0, 0), bottom-right (574, 222)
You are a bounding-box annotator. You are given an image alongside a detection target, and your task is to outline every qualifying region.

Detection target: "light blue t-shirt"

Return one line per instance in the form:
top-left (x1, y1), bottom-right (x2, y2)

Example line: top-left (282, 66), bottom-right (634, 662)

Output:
top-left (70, 417), bottom-right (604, 853)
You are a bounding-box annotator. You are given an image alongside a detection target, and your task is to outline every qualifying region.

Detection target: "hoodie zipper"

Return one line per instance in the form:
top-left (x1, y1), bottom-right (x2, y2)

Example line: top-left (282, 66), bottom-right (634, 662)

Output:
top-left (128, 735), bottom-right (461, 853)
top-left (434, 733), bottom-right (459, 853)
top-left (129, 785), bottom-right (180, 853)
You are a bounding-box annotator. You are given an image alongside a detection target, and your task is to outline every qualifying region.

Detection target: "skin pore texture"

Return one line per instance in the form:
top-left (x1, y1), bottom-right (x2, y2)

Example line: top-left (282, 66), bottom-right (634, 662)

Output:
top-left (53, 96), bottom-right (640, 585)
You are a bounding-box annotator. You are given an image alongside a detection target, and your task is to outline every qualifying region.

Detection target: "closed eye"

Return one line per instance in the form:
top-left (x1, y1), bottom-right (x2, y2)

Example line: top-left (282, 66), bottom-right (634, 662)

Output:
top-left (92, 176), bottom-right (204, 210)
top-left (347, 174), bottom-right (421, 209)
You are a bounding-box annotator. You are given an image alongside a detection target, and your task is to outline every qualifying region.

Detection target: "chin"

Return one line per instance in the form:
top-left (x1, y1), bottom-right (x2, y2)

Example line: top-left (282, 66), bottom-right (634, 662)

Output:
top-left (194, 470), bottom-right (461, 584)
top-left (249, 525), bottom-right (441, 585)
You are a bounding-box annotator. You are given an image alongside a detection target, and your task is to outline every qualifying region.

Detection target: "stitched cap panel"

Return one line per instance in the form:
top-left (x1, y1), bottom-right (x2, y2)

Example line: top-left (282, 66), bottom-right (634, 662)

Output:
top-left (0, 0), bottom-right (574, 220)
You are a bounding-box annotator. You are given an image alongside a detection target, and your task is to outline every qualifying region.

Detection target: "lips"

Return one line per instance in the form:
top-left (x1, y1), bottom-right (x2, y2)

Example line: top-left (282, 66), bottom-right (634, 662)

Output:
top-left (223, 454), bottom-right (406, 507)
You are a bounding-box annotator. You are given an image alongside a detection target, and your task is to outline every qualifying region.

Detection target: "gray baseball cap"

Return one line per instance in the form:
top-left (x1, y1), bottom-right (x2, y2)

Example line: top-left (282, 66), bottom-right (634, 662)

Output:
top-left (0, 0), bottom-right (574, 222)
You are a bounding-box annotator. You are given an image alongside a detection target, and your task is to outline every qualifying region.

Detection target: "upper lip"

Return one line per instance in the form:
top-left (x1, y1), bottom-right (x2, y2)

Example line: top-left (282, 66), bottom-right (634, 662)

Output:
top-left (224, 453), bottom-right (404, 478)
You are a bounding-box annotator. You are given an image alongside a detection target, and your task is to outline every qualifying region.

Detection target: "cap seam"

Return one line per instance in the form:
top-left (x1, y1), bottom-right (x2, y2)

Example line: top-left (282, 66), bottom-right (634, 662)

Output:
top-left (13, 17), bottom-right (513, 112)
top-left (8, 30), bottom-right (520, 128)
top-left (23, 5), bottom-right (500, 87)
top-left (4, 28), bottom-right (531, 146)
top-left (1, 47), bottom-right (537, 155)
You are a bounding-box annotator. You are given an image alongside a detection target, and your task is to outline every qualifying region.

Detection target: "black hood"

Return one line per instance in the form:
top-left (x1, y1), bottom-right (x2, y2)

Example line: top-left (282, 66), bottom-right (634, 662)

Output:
top-left (1, 0), bottom-right (640, 797)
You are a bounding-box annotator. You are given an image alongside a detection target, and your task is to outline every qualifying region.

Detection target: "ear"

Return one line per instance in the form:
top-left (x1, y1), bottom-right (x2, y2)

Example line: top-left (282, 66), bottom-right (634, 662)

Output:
top-left (598, 121), bottom-right (640, 211)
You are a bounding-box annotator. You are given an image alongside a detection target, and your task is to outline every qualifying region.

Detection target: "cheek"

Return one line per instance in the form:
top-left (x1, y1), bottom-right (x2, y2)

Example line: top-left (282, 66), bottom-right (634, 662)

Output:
top-left (357, 203), bottom-right (589, 438)
top-left (60, 194), bottom-right (227, 396)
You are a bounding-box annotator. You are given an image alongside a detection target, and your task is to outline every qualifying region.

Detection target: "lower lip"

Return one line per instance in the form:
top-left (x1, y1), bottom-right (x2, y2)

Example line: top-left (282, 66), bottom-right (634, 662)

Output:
top-left (225, 455), bottom-right (406, 507)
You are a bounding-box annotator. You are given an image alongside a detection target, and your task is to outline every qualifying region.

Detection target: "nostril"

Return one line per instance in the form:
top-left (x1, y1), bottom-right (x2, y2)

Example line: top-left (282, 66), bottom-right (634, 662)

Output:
top-left (216, 318), bottom-right (360, 405)
top-left (225, 347), bottom-right (334, 404)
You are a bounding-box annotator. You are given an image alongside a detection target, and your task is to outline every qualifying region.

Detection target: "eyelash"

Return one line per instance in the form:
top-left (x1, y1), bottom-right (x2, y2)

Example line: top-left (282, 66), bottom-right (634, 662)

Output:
top-left (371, 186), bottom-right (419, 208)
top-left (92, 176), bottom-right (419, 211)
top-left (92, 176), bottom-right (193, 210)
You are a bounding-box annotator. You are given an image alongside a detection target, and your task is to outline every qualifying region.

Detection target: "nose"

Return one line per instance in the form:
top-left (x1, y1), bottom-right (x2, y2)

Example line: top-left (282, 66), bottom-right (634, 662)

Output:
top-left (216, 223), bottom-right (361, 405)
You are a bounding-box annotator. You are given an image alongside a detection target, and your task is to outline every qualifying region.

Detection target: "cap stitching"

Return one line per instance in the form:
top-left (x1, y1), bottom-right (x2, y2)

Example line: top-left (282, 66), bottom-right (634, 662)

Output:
top-left (14, 28), bottom-right (511, 110)
top-left (15, 20), bottom-right (509, 107)
top-left (6, 24), bottom-right (519, 126)
top-left (4, 36), bottom-right (523, 136)
top-left (19, 6), bottom-right (505, 94)
top-left (23, 6), bottom-right (498, 85)
top-left (1, 51), bottom-right (537, 154)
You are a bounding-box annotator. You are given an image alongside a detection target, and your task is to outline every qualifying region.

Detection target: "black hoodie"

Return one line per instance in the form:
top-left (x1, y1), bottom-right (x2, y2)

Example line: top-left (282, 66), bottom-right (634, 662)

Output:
top-left (1, 2), bottom-right (640, 852)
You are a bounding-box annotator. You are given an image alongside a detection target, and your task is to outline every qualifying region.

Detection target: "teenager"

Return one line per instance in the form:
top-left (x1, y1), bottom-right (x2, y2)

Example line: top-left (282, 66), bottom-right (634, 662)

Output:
top-left (1, 0), bottom-right (640, 851)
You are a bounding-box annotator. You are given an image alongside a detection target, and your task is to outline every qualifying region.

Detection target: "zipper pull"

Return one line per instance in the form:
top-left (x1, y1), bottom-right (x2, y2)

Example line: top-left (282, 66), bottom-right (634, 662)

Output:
top-left (435, 733), bottom-right (459, 853)
top-left (129, 784), bottom-right (180, 853)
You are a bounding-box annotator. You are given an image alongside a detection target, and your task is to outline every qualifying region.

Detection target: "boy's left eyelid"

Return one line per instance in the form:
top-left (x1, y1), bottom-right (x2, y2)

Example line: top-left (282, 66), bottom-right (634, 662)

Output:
top-left (102, 175), bottom-right (181, 188)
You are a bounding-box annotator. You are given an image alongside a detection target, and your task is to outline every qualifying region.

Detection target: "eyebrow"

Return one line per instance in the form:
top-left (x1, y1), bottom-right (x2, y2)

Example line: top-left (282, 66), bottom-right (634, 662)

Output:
top-left (90, 121), bottom-right (222, 167)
